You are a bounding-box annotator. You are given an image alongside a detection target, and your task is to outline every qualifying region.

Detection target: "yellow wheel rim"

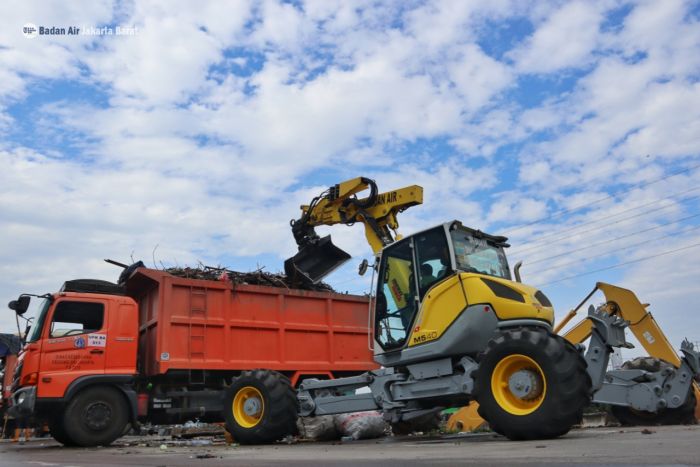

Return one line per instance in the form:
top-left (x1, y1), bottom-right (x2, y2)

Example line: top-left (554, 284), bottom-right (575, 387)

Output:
top-left (233, 386), bottom-right (265, 428)
top-left (491, 354), bottom-right (546, 416)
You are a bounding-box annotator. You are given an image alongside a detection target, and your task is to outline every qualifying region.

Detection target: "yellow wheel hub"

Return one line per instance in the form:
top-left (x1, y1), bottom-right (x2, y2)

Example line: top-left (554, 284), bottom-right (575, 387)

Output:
top-left (233, 386), bottom-right (265, 428)
top-left (491, 354), bottom-right (546, 416)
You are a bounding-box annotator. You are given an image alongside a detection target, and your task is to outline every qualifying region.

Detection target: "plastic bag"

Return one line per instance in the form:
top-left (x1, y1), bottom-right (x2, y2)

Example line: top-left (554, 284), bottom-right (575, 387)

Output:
top-left (297, 416), bottom-right (338, 441)
top-left (334, 411), bottom-right (386, 440)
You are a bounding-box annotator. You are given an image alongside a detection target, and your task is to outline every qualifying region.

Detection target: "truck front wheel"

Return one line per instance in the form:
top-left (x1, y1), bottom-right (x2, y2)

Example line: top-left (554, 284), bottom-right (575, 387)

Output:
top-left (48, 412), bottom-right (77, 446)
top-left (63, 386), bottom-right (129, 447)
top-left (223, 370), bottom-right (298, 444)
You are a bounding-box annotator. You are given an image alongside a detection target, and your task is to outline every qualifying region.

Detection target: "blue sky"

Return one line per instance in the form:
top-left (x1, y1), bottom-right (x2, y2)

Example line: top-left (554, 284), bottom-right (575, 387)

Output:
top-left (1, 0), bottom-right (699, 354)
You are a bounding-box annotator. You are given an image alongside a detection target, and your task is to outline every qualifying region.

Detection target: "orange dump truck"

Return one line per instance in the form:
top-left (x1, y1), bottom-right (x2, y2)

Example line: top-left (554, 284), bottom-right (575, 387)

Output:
top-left (7, 266), bottom-right (375, 446)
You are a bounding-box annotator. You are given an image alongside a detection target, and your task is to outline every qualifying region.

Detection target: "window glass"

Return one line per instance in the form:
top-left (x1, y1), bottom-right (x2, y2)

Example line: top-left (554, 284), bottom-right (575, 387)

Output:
top-left (451, 229), bottom-right (511, 279)
top-left (26, 298), bottom-right (51, 343)
top-left (375, 240), bottom-right (417, 350)
top-left (49, 301), bottom-right (104, 338)
top-left (414, 227), bottom-right (451, 297)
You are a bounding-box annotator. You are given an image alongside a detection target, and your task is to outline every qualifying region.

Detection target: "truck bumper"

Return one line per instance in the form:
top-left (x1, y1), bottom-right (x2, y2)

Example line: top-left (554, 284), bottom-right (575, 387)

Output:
top-left (7, 386), bottom-right (36, 419)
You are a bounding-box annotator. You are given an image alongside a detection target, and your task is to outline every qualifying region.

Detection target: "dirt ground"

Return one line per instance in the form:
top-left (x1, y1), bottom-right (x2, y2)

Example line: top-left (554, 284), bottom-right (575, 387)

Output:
top-left (2, 425), bottom-right (699, 466)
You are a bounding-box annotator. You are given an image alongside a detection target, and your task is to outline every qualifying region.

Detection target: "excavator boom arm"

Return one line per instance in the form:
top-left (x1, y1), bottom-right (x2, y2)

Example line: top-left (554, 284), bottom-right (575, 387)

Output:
top-left (286, 177), bottom-right (423, 284)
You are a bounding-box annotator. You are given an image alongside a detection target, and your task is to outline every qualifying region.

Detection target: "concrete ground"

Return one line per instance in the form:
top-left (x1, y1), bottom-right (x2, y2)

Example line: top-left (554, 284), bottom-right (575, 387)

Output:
top-left (1, 425), bottom-right (699, 466)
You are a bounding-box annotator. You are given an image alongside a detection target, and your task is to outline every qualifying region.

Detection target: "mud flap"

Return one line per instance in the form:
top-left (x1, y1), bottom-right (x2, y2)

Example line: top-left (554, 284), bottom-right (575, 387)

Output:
top-left (284, 235), bottom-right (351, 285)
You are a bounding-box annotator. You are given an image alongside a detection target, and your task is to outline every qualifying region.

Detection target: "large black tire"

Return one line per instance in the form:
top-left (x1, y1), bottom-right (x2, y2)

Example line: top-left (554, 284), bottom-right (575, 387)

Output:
top-left (63, 386), bottom-right (129, 447)
top-left (474, 327), bottom-right (591, 440)
top-left (391, 411), bottom-right (441, 435)
top-left (223, 370), bottom-right (298, 444)
top-left (48, 412), bottom-right (77, 446)
top-left (610, 357), bottom-right (697, 426)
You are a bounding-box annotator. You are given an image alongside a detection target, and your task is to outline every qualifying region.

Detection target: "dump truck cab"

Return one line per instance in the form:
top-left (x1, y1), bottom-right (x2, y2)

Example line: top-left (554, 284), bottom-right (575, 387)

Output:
top-left (8, 281), bottom-right (139, 440)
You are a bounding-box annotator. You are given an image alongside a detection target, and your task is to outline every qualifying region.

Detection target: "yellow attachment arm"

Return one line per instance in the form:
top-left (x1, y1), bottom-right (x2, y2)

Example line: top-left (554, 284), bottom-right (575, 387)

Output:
top-left (596, 282), bottom-right (681, 367)
top-left (562, 282), bottom-right (681, 368)
top-left (300, 177), bottom-right (423, 254)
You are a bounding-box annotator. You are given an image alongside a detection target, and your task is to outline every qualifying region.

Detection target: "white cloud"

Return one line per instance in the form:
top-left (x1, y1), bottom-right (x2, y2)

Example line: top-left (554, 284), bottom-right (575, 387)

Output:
top-left (0, 0), bottom-right (699, 353)
top-left (509, 1), bottom-right (605, 73)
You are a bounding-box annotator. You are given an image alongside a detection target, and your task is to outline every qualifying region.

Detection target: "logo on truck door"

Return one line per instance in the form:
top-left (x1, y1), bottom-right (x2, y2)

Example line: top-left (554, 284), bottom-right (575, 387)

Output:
top-left (74, 336), bottom-right (86, 348)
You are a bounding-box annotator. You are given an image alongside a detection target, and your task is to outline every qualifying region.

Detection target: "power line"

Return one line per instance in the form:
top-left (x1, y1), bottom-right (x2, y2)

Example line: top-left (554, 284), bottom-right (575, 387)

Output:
top-left (525, 223), bottom-right (700, 275)
top-left (520, 212), bottom-right (700, 266)
top-left (501, 161), bottom-right (700, 236)
top-left (533, 241), bottom-right (700, 288)
top-left (512, 193), bottom-right (700, 256)
top-left (514, 187), bottom-right (700, 253)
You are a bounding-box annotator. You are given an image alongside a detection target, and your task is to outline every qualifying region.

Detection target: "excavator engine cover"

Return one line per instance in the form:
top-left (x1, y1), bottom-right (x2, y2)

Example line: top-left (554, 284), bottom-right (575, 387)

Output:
top-left (284, 235), bottom-right (351, 285)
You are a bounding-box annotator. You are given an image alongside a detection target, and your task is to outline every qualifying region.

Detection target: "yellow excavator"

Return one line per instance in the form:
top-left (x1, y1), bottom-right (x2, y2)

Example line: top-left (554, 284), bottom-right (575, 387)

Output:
top-left (283, 176), bottom-right (700, 441)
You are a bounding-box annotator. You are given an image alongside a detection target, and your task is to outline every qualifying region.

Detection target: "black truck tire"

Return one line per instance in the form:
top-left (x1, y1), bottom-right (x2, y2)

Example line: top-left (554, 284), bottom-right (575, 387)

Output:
top-left (223, 370), bottom-right (298, 444)
top-left (63, 386), bottom-right (129, 447)
top-left (48, 412), bottom-right (77, 446)
top-left (474, 327), bottom-right (591, 440)
top-left (610, 357), bottom-right (697, 426)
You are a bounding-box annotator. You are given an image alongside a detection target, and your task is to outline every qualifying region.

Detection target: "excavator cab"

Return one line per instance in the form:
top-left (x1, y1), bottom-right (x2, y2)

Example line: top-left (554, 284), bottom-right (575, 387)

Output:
top-left (374, 221), bottom-right (512, 352)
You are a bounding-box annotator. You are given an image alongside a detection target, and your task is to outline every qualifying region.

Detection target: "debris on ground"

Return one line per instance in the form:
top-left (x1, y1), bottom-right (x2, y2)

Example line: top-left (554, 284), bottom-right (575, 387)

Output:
top-left (334, 411), bottom-right (386, 441)
top-left (171, 421), bottom-right (225, 439)
top-left (165, 265), bottom-right (336, 293)
top-left (641, 428), bottom-right (656, 435)
top-left (297, 416), bottom-right (338, 441)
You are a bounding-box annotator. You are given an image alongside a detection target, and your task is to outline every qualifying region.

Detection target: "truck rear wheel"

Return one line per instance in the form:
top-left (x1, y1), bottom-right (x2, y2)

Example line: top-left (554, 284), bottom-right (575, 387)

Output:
top-left (610, 357), bottom-right (697, 426)
top-left (223, 370), bottom-right (298, 444)
top-left (63, 386), bottom-right (129, 447)
top-left (474, 327), bottom-right (591, 440)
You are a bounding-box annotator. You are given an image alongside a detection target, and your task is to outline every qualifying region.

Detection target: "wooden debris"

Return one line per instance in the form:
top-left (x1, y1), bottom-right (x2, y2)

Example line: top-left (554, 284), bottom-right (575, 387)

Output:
top-left (165, 265), bottom-right (336, 293)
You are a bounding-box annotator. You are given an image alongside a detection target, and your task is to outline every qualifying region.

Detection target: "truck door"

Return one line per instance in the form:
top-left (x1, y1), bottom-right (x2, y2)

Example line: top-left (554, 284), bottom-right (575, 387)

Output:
top-left (37, 299), bottom-right (107, 398)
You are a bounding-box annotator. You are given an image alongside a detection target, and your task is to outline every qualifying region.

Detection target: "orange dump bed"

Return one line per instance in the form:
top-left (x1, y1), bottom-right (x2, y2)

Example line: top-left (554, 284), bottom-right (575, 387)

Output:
top-left (127, 268), bottom-right (376, 377)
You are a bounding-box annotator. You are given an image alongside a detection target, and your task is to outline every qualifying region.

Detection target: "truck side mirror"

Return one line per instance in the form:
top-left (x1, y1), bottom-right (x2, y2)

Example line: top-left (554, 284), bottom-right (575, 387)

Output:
top-left (8, 295), bottom-right (30, 315)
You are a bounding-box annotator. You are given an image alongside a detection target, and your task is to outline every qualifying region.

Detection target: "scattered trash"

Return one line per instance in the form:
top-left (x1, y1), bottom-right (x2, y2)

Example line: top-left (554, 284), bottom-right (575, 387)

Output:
top-left (335, 411), bottom-right (386, 440)
top-left (297, 416), bottom-right (338, 441)
top-left (195, 453), bottom-right (217, 459)
top-left (159, 444), bottom-right (167, 450)
top-left (641, 428), bottom-right (656, 435)
top-left (165, 265), bottom-right (336, 292)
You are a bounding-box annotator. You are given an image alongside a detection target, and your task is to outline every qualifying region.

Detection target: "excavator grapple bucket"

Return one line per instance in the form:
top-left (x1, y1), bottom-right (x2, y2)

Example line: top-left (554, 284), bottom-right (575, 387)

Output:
top-left (284, 235), bottom-right (351, 285)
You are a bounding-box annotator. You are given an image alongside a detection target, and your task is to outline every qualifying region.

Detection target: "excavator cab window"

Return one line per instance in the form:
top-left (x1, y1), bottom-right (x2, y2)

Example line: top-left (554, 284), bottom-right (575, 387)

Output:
top-left (375, 239), bottom-right (418, 351)
top-left (414, 227), bottom-right (452, 298)
top-left (450, 228), bottom-right (511, 280)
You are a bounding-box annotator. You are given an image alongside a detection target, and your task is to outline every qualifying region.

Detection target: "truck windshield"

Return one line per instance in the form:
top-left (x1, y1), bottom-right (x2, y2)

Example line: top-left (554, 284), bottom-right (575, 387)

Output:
top-left (451, 230), bottom-right (511, 280)
top-left (26, 298), bottom-right (51, 343)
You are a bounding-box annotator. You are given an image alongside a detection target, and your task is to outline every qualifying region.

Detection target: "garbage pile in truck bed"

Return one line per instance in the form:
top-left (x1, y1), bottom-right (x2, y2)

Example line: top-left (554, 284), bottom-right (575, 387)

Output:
top-left (164, 265), bottom-right (336, 293)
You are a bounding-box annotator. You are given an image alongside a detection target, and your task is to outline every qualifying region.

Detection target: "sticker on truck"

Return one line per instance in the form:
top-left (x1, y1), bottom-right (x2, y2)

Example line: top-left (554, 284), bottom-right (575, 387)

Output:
top-left (88, 333), bottom-right (107, 347)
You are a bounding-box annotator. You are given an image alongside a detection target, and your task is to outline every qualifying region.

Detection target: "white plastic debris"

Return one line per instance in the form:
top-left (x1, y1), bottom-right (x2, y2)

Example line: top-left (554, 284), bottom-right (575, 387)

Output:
top-left (334, 411), bottom-right (386, 440)
top-left (297, 415), bottom-right (338, 441)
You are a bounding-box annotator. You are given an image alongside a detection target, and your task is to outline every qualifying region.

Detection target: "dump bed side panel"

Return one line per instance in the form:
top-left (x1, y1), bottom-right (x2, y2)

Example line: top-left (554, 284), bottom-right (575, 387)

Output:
top-left (130, 269), bottom-right (374, 376)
